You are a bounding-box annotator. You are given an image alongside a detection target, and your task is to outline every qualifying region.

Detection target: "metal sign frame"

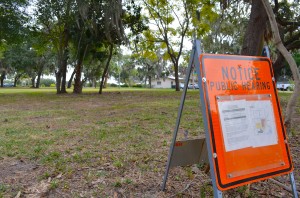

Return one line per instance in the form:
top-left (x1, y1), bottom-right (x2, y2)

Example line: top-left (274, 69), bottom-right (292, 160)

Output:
top-left (198, 53), bottom-right (293, 190)
top-left (161, 39), bottom-right (223, 197)
top-left (161, 43), bottom-right (298, 198)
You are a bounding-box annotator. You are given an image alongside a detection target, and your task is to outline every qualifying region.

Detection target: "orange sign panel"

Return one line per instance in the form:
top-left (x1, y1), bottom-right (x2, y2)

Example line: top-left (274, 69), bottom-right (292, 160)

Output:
top-left (198, 54), bottom-right (293, 190)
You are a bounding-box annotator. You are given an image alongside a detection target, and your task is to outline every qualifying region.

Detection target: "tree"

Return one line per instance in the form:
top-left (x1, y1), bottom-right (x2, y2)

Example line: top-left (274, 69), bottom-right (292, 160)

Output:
top-left (34, 0), bottom-right (144, 94)
top-left (211, 1), bottom-right (300, 136)
top-left (142, 0), bottom-right (218, 91)
top-left (0, 0), bottom-right (29, 87)
top-left (202, 0), bottom-right (300, 78)
top-left (28, 30), bottom-right (56, 88)
top-left (67, 0), bottom-right (125, 94)
top-left (0, 0), bottom-right (28, 44)
top-left (97, 0), bottom-right (146, 94)
top-left (241, 0), bottom-right (268, 56)
top-left (201, 1), bottom-right (250, 54)
top-left (261, 0), bottom-right (300, 132)
top-left (131, 35), bottom-right (166, 88)
top-left (2, 43), bottom-right (36, 86)
top-left (35, 0), bottom-right (75, 94)
top-left (118, 55), bottom-right (138, 86)
top-left (99, 43), bottom-right (115, 94)
top-left (0, 41), bottom-right (8, 87)
top-left (238, 0), bottom-right (300, 78)
top-left (270, 0), bottom-right (300, 78)
top-left (105, 53), bottom-right (139, 87)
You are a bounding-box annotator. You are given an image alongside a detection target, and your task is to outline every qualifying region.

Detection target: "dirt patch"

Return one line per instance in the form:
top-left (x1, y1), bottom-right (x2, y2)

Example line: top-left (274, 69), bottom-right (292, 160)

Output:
top-left (0, 158), bottom-right (38, 181)
top-left (0, 158), bottom-right (47, 196)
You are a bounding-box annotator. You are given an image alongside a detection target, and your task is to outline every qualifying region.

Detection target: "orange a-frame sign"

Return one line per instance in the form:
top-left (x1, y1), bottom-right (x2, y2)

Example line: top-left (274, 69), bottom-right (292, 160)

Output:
top-left (198, 54), bottom-right (293, 190)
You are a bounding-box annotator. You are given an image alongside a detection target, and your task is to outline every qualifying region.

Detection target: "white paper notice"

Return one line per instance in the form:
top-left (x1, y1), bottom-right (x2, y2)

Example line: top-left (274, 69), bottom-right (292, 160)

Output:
top-left (218, 100), bottom-right (252, 152)
top-left (248, 100), bottom-right (278, 148)
top-left (218, 99), bottom-right (278, 152)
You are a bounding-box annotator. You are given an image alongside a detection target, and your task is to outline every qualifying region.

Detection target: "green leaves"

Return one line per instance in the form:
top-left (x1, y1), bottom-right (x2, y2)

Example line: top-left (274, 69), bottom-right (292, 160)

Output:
top-left (0, 0), bottom-right (29, 44)
top-left (143, 30), bottom-right (156, 42)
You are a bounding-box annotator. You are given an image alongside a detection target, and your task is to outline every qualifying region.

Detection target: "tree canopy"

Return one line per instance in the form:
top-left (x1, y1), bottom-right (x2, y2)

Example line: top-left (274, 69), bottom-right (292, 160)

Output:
top-left (0, 0), bottom-right (299, 91)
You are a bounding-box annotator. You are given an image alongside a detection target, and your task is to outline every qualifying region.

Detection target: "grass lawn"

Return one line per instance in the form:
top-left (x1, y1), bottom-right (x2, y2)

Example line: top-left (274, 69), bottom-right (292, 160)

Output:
top-left (0, 87), bottom-right (299, 197)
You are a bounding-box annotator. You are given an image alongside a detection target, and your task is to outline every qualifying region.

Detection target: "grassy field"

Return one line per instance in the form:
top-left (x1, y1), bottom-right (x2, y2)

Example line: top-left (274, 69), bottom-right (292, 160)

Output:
top-left (0, 87), bottom-right (299, 197)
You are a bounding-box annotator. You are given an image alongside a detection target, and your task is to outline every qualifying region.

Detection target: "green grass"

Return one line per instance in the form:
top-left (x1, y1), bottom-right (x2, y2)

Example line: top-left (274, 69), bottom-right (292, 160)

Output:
top-left (0, 87), bottom-right (174, 95)
top-left (0, 87), bottom-right (296, 197)
top-left (0, 87), bottom-right (203, 196)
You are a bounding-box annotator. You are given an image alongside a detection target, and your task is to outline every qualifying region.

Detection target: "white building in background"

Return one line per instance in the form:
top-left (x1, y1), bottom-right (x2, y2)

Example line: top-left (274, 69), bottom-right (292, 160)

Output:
top-left (152, 76), bottom-right (185, 88)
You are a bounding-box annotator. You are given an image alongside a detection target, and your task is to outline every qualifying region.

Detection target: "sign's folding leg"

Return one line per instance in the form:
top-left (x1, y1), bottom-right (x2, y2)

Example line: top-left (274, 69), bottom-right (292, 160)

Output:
top-left (161, 39), bottom-right (197, 191)
top-left (289, 172), bottom-right (299, 198)
top-left (161, 39), bottom-right (223, 197)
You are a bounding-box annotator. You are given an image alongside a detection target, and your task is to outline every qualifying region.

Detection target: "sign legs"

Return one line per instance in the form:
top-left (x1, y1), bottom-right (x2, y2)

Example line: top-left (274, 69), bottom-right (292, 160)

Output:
top-left (289, 172), bottom-right (299, 198)
top-left (161, 41), bottom-right (197, 191)
top-left (161, 39), bottom-right (223, 197)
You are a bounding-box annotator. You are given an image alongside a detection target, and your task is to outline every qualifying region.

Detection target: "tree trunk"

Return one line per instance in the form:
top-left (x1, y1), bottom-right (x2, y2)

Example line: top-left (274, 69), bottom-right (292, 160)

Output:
top-left (273, 54), bottom-right (285, 80)
top-left (261, 0), bottom-right (300, 132)
top-left (67, 69), bottom-right (76, 88)
top-left (35, 60), bottom-right (44, 89)
top-left (73, 57), bottom-right (84, 94)
top-left (104, 73), bottom-right (108, 88)
top-left (36, 71), bottom-right (42, 88)
top-left (14, 74), bottom-right (21, 87)
top-left (93, 78), bottom-right (96, 88)
top-left (146, 63), bottom-right (154, 89)
top-left (273, 40), bottom-right (300, 78)
top-left (0, 61), bottom-right (4, 87)
top-left (99, 43), bottom-right (114, 94)
top-left (56, 71), bottom-right (62, 94)
top-left (241, 0), bottom-right (268, 56)
top-left (31, 76), bottom-right (36, 88)
top-left (14, 78), bottom-right (18, 87)
top-left (149, 75), bottom-right (152, 88)
top-left (55, 25), bottom-right (70, 94)
top-left (174, 61), bottom-right (179, 91)
top-left (73, 44), bottom-right (88, 94)
top-left (0, 71), bottom-right (5, 87)
top-left (60, 52), bottom-right (68, 93)
top-left (56, 50), bottom-right (63, 93)
top-left (144, 76), bottom-right (147, 88)
top-left (0, 78), bottom-right (3, 87)
top-left (60, 28), bottom-right (70, 94)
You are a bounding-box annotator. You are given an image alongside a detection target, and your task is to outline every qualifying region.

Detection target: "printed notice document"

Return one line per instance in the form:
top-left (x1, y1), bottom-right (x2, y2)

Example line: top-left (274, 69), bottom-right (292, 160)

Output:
top-left (218, 99), bottom-right (278, 152)
top-left (248, 100), bottom-right (278, 148)
top-left (218, 100), bottom-right (252, 151)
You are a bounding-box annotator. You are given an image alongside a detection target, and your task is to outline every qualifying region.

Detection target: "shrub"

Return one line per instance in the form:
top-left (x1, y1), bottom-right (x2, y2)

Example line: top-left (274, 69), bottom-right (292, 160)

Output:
top-left (40, 79), bottom-right (56, 87)
top-left (132, 84), bottom-right (143, 88)
top-left (109, 83), bottom-right (118, 87)
top-left (288, 80), bottom-right (295, 91)
top-left (121, 84), bottom-right (129, 87)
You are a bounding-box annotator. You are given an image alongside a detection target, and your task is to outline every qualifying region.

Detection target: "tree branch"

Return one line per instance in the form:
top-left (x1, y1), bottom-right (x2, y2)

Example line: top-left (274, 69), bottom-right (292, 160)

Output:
top-left (276, 17), bottom-right (300, 27)
top-left (170, 6), bottom-right (183, 29)
top-left (284, 31), bottom-right (300, 47)
top-left (274, 0), bottom-right (279, 14)
top-left (261, 0), bottom-right (300, 132)
top-left (176, 1), bottom-right (190, 63)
